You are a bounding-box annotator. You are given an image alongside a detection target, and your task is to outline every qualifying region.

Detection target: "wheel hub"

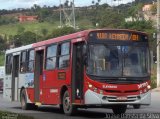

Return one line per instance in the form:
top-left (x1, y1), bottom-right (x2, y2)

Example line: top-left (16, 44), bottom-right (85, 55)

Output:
top-left (64, 97), bottom-right (70, 111)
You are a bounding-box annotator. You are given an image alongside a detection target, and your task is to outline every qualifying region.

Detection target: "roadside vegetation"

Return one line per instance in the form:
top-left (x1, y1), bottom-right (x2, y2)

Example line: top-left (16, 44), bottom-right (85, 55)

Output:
top-left (0, 111), bottom-right (34, 119)
top-left (151, 64), bottom-right (157, 88)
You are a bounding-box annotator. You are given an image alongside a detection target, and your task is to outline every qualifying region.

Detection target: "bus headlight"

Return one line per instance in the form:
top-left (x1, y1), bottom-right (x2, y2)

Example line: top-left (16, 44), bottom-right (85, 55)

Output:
top-left (147, 85), bottom-right (151, 90)
top-left (88, 84), bottom-right (93, 88)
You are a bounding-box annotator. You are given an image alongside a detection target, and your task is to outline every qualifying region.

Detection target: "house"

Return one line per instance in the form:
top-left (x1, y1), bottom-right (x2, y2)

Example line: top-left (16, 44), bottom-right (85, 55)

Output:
top-left (142, 4), bottom-right (157, 23)
top-left (125, 16), bottom-right (143, 22)
top-left (18, 15), bottom-right (38, 22)
top-left (142, 4), bottom-right (153, 12)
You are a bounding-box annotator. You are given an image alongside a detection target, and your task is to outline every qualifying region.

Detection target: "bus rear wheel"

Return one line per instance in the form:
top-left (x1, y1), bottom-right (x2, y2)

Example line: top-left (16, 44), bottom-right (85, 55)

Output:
top-left (21, 89), bottom-right (30, 110)
top-left (20, 89), bottom-right (37, 110)
top-left (63, 90), bottom-right (77, 116)
top-left (112, 105), bottom-right (127, 114)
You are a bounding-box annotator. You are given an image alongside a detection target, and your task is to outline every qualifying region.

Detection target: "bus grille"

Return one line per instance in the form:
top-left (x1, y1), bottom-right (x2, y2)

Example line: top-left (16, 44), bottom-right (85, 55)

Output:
top-left (105, 90), bottom-right (138, 93)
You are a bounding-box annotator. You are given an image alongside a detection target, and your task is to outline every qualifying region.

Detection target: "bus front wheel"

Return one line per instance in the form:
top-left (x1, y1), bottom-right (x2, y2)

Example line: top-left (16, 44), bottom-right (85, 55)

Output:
top-left (112, 105), bottom-right (127, 114)
top-left (133, 104), bottom-right (141, 109)
top-left (63, 90), bottom-right (77, 116)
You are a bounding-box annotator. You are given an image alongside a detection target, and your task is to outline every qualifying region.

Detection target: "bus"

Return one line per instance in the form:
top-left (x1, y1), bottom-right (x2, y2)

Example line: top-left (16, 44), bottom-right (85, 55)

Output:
top-left (3, 29), bottom-right (151, 115)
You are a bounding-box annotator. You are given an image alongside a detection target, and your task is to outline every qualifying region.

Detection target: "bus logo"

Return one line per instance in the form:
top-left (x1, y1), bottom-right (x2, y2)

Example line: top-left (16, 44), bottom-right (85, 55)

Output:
top-left (102, 85), bottom-right (117, 89)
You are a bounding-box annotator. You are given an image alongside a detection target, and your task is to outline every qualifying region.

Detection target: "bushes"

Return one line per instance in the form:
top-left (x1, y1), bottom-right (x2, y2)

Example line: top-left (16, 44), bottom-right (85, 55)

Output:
top-left (0, 16), bottom-right (18, 26)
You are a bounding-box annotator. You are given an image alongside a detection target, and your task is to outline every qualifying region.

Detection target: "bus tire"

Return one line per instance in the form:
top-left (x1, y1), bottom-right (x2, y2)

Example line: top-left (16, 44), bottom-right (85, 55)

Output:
top-left (31, 104), bottom-right (38, 110)
top-left (133, 104), bottom-right (141, 109)
top-left (20, 89), bottom-right (31, 110)
top-left (62, 90), bottom-right (77, 116)
top-left (112, 105), bottom-right (127, 115)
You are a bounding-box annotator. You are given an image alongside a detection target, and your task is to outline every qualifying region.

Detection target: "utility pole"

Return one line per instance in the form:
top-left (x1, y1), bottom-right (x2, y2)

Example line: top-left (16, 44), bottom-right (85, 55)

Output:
top-left (157, 0), bottom-right (160, 87)
top-left (72, 0), bottom-right (76, 29)
top-left (60, 0), bottom-right (62, 28)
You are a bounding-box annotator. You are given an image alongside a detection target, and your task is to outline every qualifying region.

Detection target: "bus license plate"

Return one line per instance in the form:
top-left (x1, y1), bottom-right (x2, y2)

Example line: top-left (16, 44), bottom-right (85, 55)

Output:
top-left (117, 96), bottom-right (127, 101)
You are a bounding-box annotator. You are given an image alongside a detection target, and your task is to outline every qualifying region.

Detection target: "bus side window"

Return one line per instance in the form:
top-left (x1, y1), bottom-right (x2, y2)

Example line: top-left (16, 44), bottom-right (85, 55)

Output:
top-left (6, 54), bottom-right (13, 74)
top-left (27, 50), bottom-right (35, 72)
top-left (46, 45), bottom-right (57, 70)
top-left (20, 51), bottom-right (27, 73)
top-left (58, 42), bottom-right (70, 69)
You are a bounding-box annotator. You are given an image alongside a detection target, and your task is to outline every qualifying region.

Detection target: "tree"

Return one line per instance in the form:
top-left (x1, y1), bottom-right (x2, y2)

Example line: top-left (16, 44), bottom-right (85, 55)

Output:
top-left (47, 27), bottom-right (76, 39)
top-left (99, 10), bottom-right (124, 28)
top-left (13, 31), bottom-right (41, 47)
top-left (0, 35), bottom-right (7, 51)
top-left (123, 20), bottom-right (156, 52)
top-left (13, 35), bottom-right (23, 47)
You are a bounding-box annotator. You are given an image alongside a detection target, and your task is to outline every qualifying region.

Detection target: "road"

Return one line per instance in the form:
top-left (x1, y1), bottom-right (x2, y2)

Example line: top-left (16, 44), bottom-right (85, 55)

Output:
top-left (0, 89), bottom-right (160, 119)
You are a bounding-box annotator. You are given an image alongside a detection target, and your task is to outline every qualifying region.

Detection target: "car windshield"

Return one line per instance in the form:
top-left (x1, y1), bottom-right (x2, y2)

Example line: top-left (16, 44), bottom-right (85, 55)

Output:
top-left (86, 44), bottom-right (150, 78)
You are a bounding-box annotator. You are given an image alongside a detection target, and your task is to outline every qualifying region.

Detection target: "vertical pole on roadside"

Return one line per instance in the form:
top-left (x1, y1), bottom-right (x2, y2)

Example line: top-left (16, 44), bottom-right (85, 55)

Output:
top-left (60, 0), bottom-right (62, 27)
top-left (157, 0), bottom-right (160, 87)
top-left (72, 0), bottom-right (76, 29)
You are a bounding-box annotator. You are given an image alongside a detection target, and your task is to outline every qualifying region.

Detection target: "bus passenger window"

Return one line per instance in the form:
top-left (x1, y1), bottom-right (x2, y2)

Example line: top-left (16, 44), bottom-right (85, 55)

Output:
top-left (6, 54), bottom-right (13, 74)
top-left (20, 51), bottom-right (27, 73)
top-left (46, 45), bottom-right (57, 70)
top-left (58, 42), bottom-right (70, 69)
top-left (27, 50), bottom-right (35, 72)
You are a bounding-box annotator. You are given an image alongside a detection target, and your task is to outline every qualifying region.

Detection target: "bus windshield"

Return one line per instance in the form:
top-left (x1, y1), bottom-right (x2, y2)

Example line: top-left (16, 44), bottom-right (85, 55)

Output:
top-left (87, 44), bottom-right (150, 78)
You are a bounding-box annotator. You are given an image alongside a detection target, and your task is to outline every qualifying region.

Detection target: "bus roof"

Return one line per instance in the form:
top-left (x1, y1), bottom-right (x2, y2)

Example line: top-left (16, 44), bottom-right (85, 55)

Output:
top-left (6, 44), bottom-right (33, 54)
top-left (32, 30), bottom-right (88, 48)
top-left (32, 29), bottom-right (147, 48)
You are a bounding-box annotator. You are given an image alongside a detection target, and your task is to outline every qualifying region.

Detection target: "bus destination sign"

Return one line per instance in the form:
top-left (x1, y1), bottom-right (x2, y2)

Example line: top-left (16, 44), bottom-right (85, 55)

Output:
top-left (89, 31), bottom-right (148, 42)
top-left (96, 32), bottom-right (139, 41)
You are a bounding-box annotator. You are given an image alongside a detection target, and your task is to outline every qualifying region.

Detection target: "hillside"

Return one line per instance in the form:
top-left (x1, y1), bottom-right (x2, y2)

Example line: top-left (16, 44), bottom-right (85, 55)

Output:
top-left (0, 21), bottom-right (58, 36)
top-left (0, 19), bottom-right (92, 36)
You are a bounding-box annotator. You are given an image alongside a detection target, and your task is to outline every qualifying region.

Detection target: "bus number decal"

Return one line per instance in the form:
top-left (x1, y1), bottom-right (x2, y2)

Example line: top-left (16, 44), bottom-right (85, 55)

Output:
top-left (131, 34), bottom-right (139, 41)
top-left (58, 72), bottom-right (66, 80)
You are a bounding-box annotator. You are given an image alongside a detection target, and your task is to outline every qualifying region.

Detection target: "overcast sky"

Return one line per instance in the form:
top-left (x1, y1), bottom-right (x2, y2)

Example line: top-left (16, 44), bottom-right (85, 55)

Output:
top-left (0, 0), bottom-right (134, 10)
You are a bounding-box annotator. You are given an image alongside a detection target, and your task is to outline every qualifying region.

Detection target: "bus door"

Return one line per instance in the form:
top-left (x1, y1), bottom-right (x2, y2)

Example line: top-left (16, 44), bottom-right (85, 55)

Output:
top-left (12, 54), bottom-right (20, 101)
top-left (72, 42), bottom-right (85, 103)
top-left (34, 49), bottom-right (44, 102)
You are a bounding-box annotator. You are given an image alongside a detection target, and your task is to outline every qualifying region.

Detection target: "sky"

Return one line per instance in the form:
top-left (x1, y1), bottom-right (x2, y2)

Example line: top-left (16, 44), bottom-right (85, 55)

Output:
top-left (0, 0), bottom-right (134, 10)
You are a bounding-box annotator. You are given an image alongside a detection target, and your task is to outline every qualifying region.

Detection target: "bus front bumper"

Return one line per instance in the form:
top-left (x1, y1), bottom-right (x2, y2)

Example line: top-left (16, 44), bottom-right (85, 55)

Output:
top-left (84, 89), bottom-right (151, 105)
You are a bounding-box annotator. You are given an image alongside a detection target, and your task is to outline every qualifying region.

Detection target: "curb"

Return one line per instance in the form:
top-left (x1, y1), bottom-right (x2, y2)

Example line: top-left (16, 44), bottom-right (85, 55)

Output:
top-left (151, 88), bottom-right (160, 92)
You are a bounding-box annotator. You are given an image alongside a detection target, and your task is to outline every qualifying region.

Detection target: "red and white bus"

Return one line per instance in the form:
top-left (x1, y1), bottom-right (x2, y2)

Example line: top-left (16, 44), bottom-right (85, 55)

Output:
top-left (3, 29), bottom-right (151, 115)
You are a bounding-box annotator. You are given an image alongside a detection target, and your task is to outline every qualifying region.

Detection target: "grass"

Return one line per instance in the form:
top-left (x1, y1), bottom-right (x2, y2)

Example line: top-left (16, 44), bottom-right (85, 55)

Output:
top-left (0, 21), bottom-right (59, 36)
top-left (0, 111), bottom-right (34, 119)
top-left (77, 19), bottom-right (94, 29)
top-left (0, 19), bottom-right (93, 37)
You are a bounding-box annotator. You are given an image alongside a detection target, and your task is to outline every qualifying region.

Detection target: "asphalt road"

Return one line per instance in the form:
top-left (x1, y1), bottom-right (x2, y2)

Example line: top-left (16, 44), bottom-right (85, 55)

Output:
top-left (0, 90), bottom-right (160, 119)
